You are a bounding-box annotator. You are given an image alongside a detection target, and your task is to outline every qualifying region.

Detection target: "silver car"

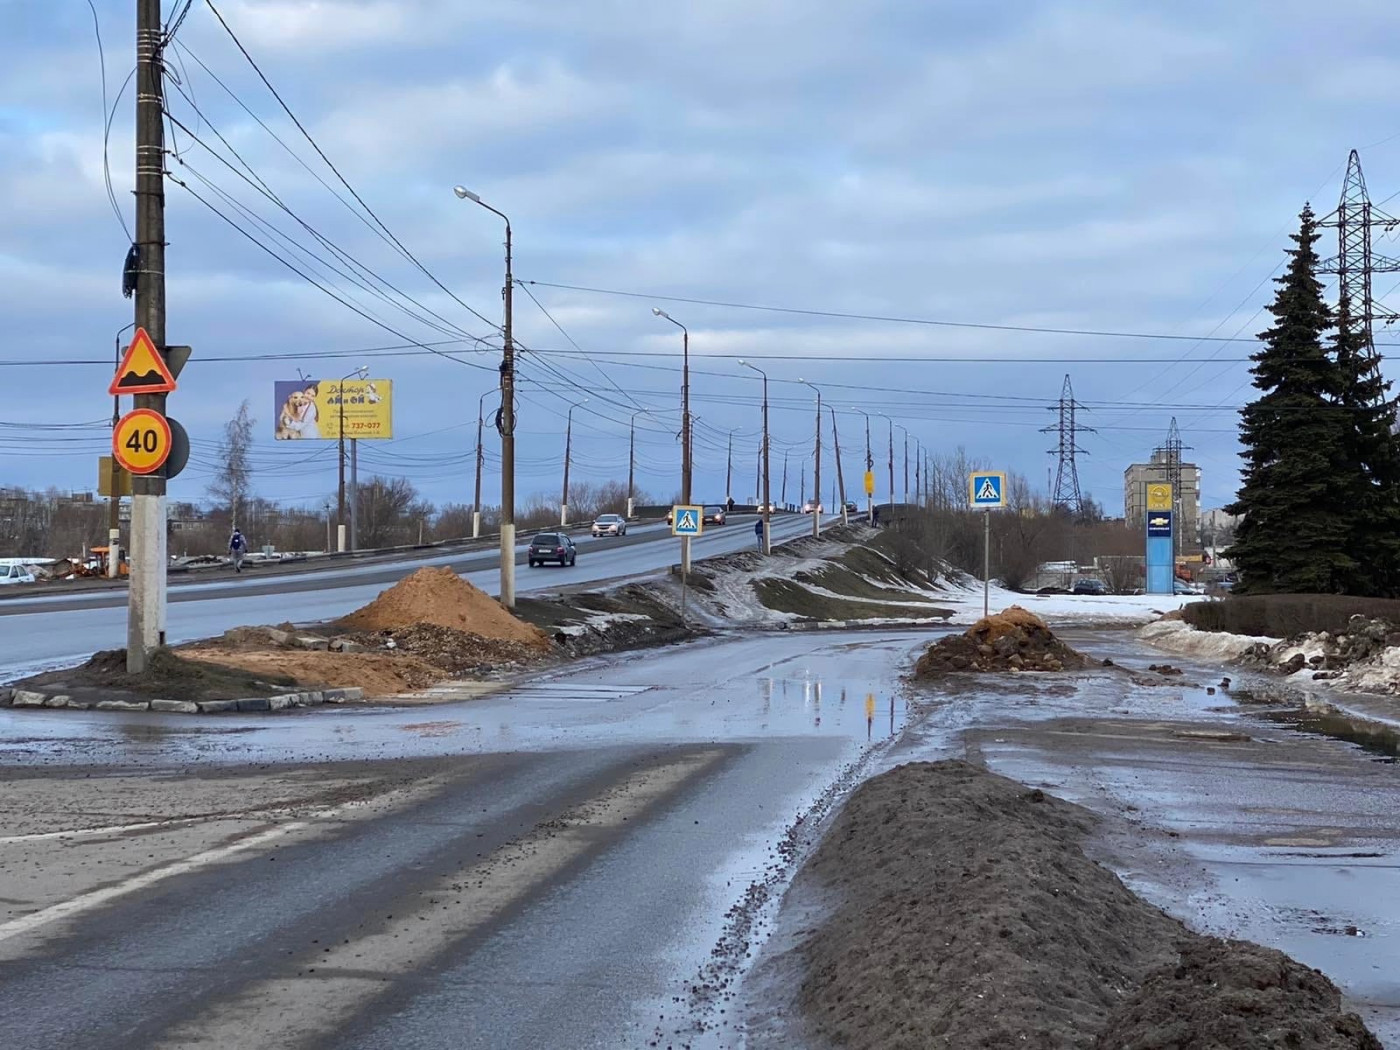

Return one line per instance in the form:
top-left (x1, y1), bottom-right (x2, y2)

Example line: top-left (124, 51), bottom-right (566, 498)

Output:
top-left (591, 513), bottom-right (628, 537)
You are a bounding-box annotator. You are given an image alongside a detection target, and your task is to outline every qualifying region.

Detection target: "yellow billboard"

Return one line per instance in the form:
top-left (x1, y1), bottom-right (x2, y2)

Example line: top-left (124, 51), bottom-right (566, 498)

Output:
top-left (273, 379), bottom-right (393, 440)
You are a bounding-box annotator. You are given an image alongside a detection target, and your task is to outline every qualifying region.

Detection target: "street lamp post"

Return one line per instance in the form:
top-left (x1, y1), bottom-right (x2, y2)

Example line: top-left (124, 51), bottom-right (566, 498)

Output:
top-left (739, 360), bottom-right (771, 554)
top-left (627, 408), bottom-right (648, 519)
top-left (561, 399), bottom-right (588, 527)
top-left (454, 185), bottom-right (517, 608)
top-left (896, 424), bottom-right (909, 505)
top-left (851, 407), bottom-right (875, 523)
top-left (799, 379), bottom-right (822, 538)
top-left (726, 429), bottom-right (735, 505)
top-left (830, 406), bottom-right (848, 526)
top-left (653, 308), bottom-right (691, 573)
top-left (473, 390), bottom-right (490, 538)
top-left (336, 364), bottom-right (367, 553)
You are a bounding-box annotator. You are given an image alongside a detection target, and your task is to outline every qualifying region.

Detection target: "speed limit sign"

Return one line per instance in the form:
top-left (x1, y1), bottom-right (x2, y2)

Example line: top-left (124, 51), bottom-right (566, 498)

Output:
top-left (112, 408), bottom-right (173, 475)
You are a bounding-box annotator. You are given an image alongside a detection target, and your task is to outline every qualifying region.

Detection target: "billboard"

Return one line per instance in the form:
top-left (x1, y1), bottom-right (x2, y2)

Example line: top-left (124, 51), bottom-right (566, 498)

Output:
top-left (273, 379), bottom-right (393, 440)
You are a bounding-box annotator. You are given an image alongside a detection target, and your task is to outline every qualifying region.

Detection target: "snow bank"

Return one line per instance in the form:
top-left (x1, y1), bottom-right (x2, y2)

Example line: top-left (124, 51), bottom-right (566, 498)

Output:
top-left (942, 589), bottom-right (1202, 627)
top-left (1137, 619), bottom-right (1277, 662)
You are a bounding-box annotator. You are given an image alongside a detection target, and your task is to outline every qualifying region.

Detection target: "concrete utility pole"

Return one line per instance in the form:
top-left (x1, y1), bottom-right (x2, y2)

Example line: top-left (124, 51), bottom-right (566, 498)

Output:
top-left (560, 399), bottom-right (586, 526)
top-left (473, 391), bottom-right (489, 538)
top-left (453, 186), bottom-right (515, 607)
top-left (830, 406), bottom-right (848, 526)
top-left (349, 438), bottom-right (358, 550)
top-left (897, 425), bottom-right (909, 504)
top-left (879, 414), bottom-right (894, 514)
top-left (801, 379), bottom-right (822, 537)
top-left (336, 365), bottom-right (366, 552)
top-left (740, 360), bottom-right (771, 553)
top-left (627, 409), bottom-right (647, 518)
top-left (781, 451), bottom-right (789, 506)
top-left (653, 308), bottom-right (691, 573)
top-left (126, 0), bottom-right (168, 672)
top-left (725, 429), bottom-right (734, 503)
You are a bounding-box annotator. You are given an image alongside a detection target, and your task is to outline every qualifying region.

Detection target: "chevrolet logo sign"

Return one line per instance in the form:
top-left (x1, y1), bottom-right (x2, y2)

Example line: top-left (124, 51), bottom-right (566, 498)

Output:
top-left (1149, 516), bottom-right (1170, 527)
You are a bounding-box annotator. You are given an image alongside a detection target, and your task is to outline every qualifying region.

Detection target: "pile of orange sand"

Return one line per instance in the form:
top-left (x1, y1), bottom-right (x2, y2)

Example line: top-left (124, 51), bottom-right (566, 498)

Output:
top-left (915, 605), bottom-right (1091, 675)
top-left (338, 567), bottom-right (550, 650)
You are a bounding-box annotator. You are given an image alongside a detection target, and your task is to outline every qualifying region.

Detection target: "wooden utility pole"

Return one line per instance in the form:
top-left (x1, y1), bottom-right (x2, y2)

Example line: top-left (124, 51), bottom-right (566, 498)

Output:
top-left (127, 0), bottom-right (168, 672)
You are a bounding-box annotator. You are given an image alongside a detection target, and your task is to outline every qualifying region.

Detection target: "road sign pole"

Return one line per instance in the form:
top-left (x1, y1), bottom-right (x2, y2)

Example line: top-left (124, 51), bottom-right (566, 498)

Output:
top-left (128, 0), bottom-right (168, 673)
top-left (984, 508), bottom-right (991, 619)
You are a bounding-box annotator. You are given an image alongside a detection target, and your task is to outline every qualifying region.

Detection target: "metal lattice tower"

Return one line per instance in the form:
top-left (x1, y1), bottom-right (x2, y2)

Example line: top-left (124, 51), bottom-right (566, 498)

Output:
top-left (1041, 374), bottom-right (1094, 515)
top-left (1153, 418), bottom-right (1192, 554)
top-left (1320, 149), bottom-right (1400, 398)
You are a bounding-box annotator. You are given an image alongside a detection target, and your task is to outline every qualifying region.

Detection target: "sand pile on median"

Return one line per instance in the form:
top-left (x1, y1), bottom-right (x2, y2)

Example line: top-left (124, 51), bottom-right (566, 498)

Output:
top-left (915, 605), bottom-right (1091, 675)
top-left (338, 567), bottom-right (550, 649)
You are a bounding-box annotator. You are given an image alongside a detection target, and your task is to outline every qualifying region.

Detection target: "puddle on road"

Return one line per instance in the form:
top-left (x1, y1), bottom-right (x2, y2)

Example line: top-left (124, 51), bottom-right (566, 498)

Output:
top-left (754, 675), bottom-right (907, 742)
top-left (1260, 708), bottom-right (1400, 763)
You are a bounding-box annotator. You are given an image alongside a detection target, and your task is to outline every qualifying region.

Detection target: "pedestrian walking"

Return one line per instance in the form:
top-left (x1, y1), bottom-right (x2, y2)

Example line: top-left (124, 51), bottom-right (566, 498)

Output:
top-left (229, 528), bottom-right (247, 573)
top-left (754, 517), bottom-right (764, 551)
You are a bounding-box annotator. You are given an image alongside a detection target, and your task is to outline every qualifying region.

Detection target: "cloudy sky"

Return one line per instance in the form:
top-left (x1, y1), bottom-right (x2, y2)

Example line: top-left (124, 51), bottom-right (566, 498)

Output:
top-left (5, 0), bottom-right (1400, 519)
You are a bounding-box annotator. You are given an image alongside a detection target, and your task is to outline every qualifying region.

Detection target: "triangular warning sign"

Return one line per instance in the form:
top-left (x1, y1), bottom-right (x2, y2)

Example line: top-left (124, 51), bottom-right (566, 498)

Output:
top-left (976, 478), bottom-right (1000, 501)
top-left (109, 327), bottom-right (176, 395)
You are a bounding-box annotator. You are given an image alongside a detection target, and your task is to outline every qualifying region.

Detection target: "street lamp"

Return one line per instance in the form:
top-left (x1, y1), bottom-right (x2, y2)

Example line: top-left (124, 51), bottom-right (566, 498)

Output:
top-left (561, 398), bottom-right (588, 527)
top-left (739, 359), bottom-right (771, 554)
top-left (850, 406), bottom-right (875, 524)
top-left (337, 364), bottom-right (368, 552)
top-left (895, 424), bottom-right (909, 505)
top-left (627, 408), bottom-right (649, 519)
top-left (473, 389), bottom-right (491, 538)
top-left (799, 378), bottom-right (822, 538)
top-left (876, 412), bottom-right (895, 519)
top-left (454, 185), bottom-right (517, 608)
top-left (653, 307), bottom-right (692, 573)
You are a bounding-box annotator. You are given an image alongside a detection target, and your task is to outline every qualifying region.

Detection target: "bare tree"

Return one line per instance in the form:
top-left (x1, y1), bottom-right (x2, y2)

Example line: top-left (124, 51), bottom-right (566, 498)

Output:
top-left (208, 401), bottom-right (255, 530)
top-left (354, 476), bottom-right (433, 548)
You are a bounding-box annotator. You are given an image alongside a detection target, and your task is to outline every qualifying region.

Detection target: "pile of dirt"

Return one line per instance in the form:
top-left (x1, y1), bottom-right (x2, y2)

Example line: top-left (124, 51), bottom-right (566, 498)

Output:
top-left (1097, 937), bottom-right (1383, 1049)
top-left (15, 647), bottom-right (296, 702)
top-left (914, 605), bottom-right (1091, 675)
top-left (177, 646), bottom-right (444, 696)
top-left (791, 761), bottom-right (1379, 1049)
top-left (364, 623), bottom-right (550, 674)
top-left (338, 567), bottom-right (550, 650)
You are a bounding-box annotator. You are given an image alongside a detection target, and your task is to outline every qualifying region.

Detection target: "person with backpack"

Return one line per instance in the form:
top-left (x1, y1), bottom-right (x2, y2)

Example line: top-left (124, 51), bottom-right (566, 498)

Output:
top-left (229, 528), bottom-right (247, 573)
top-left (754, 516), bottom-right (765, 551)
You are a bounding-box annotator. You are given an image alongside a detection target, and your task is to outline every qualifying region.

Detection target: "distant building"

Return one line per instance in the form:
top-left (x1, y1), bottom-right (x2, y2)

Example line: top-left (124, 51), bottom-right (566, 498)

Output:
top-left (1124, 453), bottom-right (1201, 543)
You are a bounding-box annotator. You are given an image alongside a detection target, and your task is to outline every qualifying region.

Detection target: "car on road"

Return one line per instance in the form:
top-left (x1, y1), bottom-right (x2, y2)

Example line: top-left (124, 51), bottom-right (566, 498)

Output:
top-left (1172, 579), bottom-right (1204, 595)
top-left (702, 505), bottom-right (727, 525)
top-left (590, 513), bottom-right (627, 537)
top-left (1071, 578), bottom-right (1107, 596)
top-left (843, 500), bottom-right (858, 514)
top-left (801, 501), bottom-right (823, 514)
top-left (527, 532), bottom-right (577, 568)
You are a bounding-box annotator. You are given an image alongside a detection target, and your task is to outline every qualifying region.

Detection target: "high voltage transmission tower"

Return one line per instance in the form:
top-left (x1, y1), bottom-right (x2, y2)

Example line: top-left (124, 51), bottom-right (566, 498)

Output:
top-left (1042, 374), bottom-right (1094, 516)
top-left (1153, 418), bottom-right (1191, 554)
top-left (1320, 149), bottom-right (1400, 400)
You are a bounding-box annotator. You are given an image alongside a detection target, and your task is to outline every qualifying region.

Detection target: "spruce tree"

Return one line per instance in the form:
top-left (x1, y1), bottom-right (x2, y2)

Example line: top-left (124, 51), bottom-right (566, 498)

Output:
top-left (1334, 297), bottom-right (1400, 595)
top-left (1226, 206), bottom-right (1356, 593)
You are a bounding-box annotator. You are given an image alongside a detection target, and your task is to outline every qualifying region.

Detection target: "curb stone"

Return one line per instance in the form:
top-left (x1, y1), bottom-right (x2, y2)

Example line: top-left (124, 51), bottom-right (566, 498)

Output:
top-left (0, 687), bottom-right (12, 706)
top-left (44, 695), bottom-right (72, 708)
top-left (196, 699), bottom-right (240, 713)
top-left (96, 700), bottom-right (150, 712)
top-left (151, 699), bottom-right (199, 714)
top-left (12, 690), bottom-right (47, 707)
top-left (66, 698), bottom-right (94, 710)
top-left (236, 697), bottom-right (271, 712)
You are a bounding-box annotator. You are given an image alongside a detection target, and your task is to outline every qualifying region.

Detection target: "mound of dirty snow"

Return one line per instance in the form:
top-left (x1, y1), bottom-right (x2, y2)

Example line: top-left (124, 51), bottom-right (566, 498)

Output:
top-left (339, 567), bottom-right (550, 649)
top-left (1138, 618), bottom-right (1278, 662)
top-left (915, 605), bottom-right (1091, 675)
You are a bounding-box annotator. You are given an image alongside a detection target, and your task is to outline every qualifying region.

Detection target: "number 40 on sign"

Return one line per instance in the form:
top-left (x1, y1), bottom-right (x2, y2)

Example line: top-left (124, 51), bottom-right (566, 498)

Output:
top-left (112, 408), bottom-right (173, 475)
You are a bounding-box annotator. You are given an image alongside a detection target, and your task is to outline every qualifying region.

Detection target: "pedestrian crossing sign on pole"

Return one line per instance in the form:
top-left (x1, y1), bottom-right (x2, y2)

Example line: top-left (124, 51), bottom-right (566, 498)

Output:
top-left (968, 472), bottom-right (1006, 509)
top-left (671, 504), bottom-right (703, 536)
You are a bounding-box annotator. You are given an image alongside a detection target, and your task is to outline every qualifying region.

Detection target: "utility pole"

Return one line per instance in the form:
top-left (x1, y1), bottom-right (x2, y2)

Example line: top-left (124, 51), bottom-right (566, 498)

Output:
top-left (914, 440), bottom-right (921, 506)
top-left (882, 415), bottom-right (895, 514)
top-left (830, 406), bottom-right (848, 526)
top-left (349, 437), bottom-right (358, 550)
top-left (899, 426), bottom-right (909, 504)
top-left (127, 0), bottom-right (168, 672)
top-left (800, 461), bottom-right (806, 507)
top-left (337, 392), bottom-right (346, 551)
top-left (781, 451), bottom-right (789, 506)
top-left (452, 187), bottom-right (515, 606)
top-left (801, 379), bottom-right (822, 537)
top-left (473, 391), bottom-right (487, 538)
top-left (627, 408), bottom-right (646, 518)
top-left (1043, 374), bottom-right (1094, 516)
top-left (561, 399), bottom-right (586, 527)
top-left (654, 309), bottom-right (691, 573)
top-left (726, 429), bottom-right (734, 503)
top-left (740, 360), bottom-right (772, 552)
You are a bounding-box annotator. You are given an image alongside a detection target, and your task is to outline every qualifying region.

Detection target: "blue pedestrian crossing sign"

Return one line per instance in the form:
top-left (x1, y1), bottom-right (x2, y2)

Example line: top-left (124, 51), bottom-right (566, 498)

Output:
top-left (671, 504), bottom-right (703, 537)
top-left (968, 471), bottom-right (1007, 509)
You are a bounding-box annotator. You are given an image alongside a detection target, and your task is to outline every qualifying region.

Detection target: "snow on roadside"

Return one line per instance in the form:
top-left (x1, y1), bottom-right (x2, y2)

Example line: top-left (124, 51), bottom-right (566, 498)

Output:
top-left (940, 587), bottom-right (1202, 627)
top-left (1138, 619), bottom-right (1278, 662)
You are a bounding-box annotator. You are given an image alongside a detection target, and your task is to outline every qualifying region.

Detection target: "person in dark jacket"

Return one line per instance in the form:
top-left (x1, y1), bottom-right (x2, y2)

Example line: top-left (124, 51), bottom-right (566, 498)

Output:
top-left (754, 517), bottom-right (764, 551)
top-left (229, 528), bottom-right (247, 573)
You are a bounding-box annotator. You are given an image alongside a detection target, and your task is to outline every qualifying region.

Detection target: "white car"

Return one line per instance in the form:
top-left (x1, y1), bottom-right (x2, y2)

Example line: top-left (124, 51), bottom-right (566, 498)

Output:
top-left (0, 563), bottom-right (36, 586)
top-left (590, 513), bottom-right (628, 537)
top-left (800, 501), bottom-right (823, 514)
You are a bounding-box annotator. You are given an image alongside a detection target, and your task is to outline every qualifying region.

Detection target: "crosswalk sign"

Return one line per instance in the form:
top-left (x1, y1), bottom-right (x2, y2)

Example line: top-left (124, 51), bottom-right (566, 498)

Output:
top-left (671, 504), bottom-right (703, 537)
top-left (969, 471), bottom-right (1006, 508)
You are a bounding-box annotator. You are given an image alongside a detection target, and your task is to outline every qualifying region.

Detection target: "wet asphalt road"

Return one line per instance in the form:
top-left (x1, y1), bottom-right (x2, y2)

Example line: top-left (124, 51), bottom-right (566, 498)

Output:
top-left (2, 627), bottom-right (1397, 1047)
top-left (0, 512), bottom-right (825, 681)
top-left (0, 629), bottom-right (918, 1050)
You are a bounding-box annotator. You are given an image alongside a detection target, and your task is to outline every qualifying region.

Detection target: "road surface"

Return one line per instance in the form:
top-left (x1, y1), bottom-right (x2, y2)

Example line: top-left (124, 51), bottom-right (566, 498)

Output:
top-left (0, 513), bottom-right (827, 681)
